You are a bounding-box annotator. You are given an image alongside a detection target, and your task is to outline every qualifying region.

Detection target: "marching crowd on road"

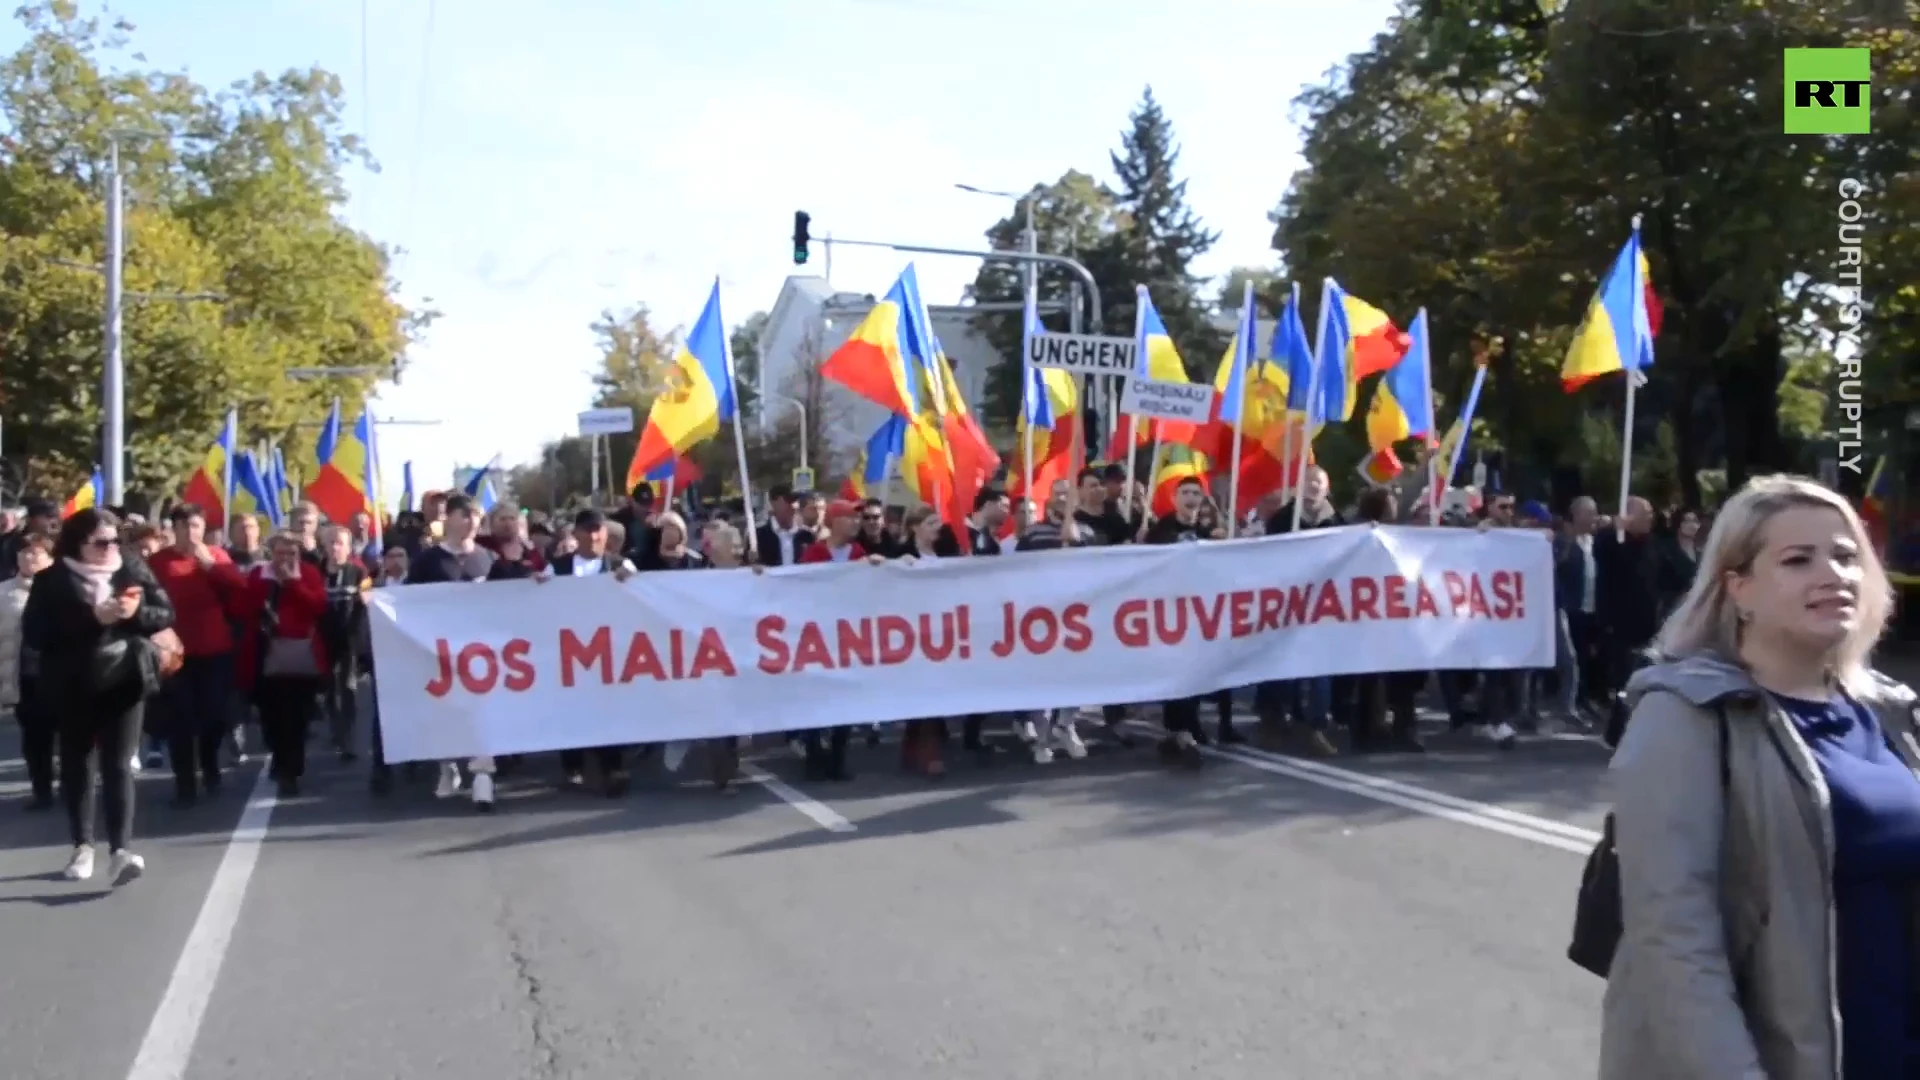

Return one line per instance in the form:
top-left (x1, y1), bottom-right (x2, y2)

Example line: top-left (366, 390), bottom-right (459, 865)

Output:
top-left (2, 467), bottom-right (1919, 1076)
top-left (3, 454), bottom-right (1703, 849)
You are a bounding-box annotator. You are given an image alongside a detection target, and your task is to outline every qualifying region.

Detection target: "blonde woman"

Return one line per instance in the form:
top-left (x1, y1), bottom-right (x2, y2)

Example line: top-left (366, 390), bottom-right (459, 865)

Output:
top-left (1602, 475), bottom-right (1915, 1079)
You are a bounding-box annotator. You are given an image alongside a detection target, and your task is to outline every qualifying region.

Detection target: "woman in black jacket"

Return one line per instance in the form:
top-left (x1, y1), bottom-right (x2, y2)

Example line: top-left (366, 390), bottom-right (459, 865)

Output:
top-left (24, 508), bottom-right (176, 884)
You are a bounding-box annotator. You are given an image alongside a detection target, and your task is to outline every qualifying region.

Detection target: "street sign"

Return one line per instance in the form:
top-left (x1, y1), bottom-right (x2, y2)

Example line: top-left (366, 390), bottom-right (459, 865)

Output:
top-left (791, 467), bottom-right (815, 492)
top-left (1120, 377), bottom-right (1215, 424)
top-left (1025, 332), bottom-right (1137, 375)
top-left (576, 407), bottom-right (634, 436)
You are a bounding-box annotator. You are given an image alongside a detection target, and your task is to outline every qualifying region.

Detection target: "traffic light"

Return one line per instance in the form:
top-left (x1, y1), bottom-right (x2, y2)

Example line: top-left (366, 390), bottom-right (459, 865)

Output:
top-left (792, 210), bottom-right (811, 265)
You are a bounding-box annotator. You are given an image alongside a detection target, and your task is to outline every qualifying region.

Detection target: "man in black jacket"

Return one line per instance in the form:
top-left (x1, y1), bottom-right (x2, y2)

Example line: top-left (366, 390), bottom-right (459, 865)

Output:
top-left (934, 488), bottom-right (1010, 557)
top-left (1257, 465), bottom-right (1343, 755)
top-left (755, 484), bottom-right (815, 567)
top-left (542, 509), bottom-right (640, 796)
top-left (317, 524), bottom-right (370, 763)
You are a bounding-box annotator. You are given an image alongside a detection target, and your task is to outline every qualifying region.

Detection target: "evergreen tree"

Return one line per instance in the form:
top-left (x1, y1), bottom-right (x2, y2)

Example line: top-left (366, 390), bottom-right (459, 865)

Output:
top-left (1095, 86), bottom-right (1225, 380)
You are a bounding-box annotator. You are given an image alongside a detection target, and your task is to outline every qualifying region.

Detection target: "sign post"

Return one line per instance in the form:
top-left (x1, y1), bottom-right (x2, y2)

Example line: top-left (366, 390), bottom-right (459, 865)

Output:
top-left (1025, 332), bottom-right (1138, 377)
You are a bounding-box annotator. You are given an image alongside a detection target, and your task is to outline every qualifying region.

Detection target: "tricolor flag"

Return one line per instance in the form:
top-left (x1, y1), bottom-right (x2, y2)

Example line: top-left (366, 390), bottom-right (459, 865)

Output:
top-left (62, 468), bottom-right (103, 518)
top-left (1562, 223), bottom-right (1662, 391)
top-left (625, 279), bottom-right (737, 488)
top-left (181, 408), bottom-right (237, 522)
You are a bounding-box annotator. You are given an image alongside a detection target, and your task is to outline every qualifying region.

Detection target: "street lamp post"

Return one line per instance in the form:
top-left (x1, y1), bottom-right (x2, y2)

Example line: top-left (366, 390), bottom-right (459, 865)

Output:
top-left (770, 393), bottom-right (808, 474)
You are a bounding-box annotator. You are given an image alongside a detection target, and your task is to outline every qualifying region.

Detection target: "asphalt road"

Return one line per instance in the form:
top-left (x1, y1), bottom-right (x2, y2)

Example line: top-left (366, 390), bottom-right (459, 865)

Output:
top-left (0, 694), bottom-right (1627, 1080)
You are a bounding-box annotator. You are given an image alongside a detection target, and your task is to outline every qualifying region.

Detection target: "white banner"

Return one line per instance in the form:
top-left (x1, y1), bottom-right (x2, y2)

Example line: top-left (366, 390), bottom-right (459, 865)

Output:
top-left (369, 526), bottom-right (1553, 762)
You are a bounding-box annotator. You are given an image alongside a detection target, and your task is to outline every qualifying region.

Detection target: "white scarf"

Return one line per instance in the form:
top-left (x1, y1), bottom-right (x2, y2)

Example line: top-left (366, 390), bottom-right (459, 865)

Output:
top-left (64, 547), bottom-right (123, 606)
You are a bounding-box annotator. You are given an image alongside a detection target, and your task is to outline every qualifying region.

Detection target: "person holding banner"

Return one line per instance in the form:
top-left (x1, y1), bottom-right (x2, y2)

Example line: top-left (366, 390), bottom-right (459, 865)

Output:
top-left (755, 484), bottom-right (814, 568)
top-left (699, 522), bottom-right (761, 794)
top-left (1143, 476), bottom-right (1219, 768)
top-left (1257, 466), bottom-right (1344, 756)
top-left (897, 506), bottom-right (953, 777)
top-left (538, 509), bottom-right (639, 797)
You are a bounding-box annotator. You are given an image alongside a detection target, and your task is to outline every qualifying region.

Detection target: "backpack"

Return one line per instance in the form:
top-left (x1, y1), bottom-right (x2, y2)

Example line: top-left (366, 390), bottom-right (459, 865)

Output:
top-left (1567, 703), bottom-right (1730, 977)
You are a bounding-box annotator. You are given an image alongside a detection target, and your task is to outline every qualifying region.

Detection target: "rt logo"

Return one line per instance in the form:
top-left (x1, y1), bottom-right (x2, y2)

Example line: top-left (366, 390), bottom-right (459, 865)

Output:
top-left (1784, 48), bottom-right (1871, 134)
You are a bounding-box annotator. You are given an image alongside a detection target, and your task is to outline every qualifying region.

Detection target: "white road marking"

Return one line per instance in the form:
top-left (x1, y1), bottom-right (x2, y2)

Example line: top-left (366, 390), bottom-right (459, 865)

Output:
top-left (741, 767), bottom-right (855, 832)
top-left (1129, 723), bottom-right (1601, 855)
top-left (125, 767), bottom-right (278, 1080)
top-left (1213, 744), bottom-right (1598, 854)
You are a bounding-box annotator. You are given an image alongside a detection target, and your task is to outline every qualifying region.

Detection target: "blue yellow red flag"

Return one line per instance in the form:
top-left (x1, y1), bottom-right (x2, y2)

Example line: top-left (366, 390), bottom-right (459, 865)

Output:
top-left (1562, 222), bottom-right (1661, 390)
top-left (1363, 307), bottom-right (1437, 477)
top-left (626, 279), bottom-right (736, 486)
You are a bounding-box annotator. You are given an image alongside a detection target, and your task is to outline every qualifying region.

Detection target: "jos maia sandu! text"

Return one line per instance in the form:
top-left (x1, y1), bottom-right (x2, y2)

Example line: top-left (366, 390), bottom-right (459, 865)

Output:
top-left (420, 569), bottom-right (1531, 698)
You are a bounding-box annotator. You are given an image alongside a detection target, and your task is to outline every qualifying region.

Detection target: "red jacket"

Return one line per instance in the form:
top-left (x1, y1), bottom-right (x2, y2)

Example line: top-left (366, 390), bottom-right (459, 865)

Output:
top-left (231, 562), bottom-right (330, 691)
top-left (147, 546), bottom-right (247, 656)
top-left (798, 539), bottom-right (870, 564)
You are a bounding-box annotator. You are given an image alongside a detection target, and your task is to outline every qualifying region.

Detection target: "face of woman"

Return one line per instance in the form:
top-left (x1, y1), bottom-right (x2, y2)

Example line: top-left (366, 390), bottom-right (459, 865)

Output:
top-left (17, 546), bottom-right (50, 578)
top-left (660, 523), bottom-right (685, 550)
top-left (82, 527), bottom-right (118, 565)
top-left (1678, 513), bottom-right (1700, 540)
top-left (913, 517), bottom-right (941, 548)
top-left (708, 540), bottom-right (740, 567)
top-left (1727, 505), bottom-right (1863, 653)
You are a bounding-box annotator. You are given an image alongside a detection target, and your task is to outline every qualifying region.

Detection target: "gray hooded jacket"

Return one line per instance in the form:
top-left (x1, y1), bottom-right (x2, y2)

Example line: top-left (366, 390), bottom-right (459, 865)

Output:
top-left (1599, 653), bottom-right (1920, 1080)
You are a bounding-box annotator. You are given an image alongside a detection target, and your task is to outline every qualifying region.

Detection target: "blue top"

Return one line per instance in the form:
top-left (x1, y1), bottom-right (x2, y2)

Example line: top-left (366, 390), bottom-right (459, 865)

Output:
top-left (1778, 692), bottom-right (1920, 1079)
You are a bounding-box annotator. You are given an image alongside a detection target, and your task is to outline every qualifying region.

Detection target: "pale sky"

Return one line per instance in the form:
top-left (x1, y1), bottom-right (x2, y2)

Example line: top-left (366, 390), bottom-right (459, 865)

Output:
top-left (9, 0), bottom-right (1396, 499)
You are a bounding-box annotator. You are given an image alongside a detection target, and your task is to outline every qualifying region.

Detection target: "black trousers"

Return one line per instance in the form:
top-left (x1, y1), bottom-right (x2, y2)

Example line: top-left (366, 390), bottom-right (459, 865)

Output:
top-left (166, 653), bottom-right (233, 799)
top-left (256, 676), bottom-right (318, 780)
top-left (559, 745), bottom-right (624, 777)
top-left (1161, 697), bottom-right (1205, 738)
top-left (1566, 611), bottom-right (1606, 707)
top-left (15, 676), bottom-right (54, 802)
top-left (60, 695), bottom-right (144, 850)
top-left (801, 726), bottom-right (848, 773)
top-left (324, 657), bottom-right (358, 752)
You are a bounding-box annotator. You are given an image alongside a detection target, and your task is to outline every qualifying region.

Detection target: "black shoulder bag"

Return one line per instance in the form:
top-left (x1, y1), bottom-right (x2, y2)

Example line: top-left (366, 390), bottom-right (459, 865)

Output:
top-left (1567, 704), bottom-right (1730, 977)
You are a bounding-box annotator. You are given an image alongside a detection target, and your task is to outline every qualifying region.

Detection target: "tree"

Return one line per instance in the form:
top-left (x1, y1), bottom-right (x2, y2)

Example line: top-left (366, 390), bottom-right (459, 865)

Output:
top-left (966, 169), bottom-right (1124, 425)
top-left (1270, 0), bottom-right (1917, 505)
top-left (1216, 266), bottom-right (1280, 312)
top-left (0, 2), bottom-right (427, 501)
top-left (964, 89), bottom-right (1227, 431)
top-left (1100, 87), bottom-right (1225, 378)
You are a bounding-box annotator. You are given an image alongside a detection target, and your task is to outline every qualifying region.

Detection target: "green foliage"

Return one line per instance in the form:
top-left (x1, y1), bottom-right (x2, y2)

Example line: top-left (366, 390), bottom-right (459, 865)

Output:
top-left (967, 89), bottom-right (1227, 428)
top-left (525, 306), bottom-right (793, 506)
top-left (0, 2), bottom-right (427, 503)
top-left (1270, 0), bottom-right (1919, 506)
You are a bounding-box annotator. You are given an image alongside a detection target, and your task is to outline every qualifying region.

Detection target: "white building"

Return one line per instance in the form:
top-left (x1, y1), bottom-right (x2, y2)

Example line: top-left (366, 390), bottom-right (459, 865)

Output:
top-left (757, 275), bottom-right (1073, 475)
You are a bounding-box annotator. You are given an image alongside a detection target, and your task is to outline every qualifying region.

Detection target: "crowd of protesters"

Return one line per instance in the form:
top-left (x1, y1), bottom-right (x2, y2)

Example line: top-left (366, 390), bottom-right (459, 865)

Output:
top-left (0, 454), bottom-right (1722, 877)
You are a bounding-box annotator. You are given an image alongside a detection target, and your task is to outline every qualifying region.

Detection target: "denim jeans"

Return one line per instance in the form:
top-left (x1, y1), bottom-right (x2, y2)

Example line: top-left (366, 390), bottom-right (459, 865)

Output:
top-left (1553, 609), bottom-right (1580, 715)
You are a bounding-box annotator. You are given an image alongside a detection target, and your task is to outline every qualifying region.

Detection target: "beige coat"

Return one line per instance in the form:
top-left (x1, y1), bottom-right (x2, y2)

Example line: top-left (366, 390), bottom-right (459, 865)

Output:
top-left (1600, 653), bottom-right (1920, 1080)
top-left (0, 576), bottom-right (30, 708)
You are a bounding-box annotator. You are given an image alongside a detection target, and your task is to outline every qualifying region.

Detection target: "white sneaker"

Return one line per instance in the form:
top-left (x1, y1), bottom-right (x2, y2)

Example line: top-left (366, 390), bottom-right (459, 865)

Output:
top-left (1054, 723), bottom-right (1088, 760)
top-left (1490, 721), bottom-right (1518, 749)
top-left (1015, 719), bottom-right (1039, 744)
top-left (110, 849), bottom-right (145, 884)
top-left (129, 754), bottom-right (143, 775)
top-left (663, 741), bottom-right (690, 773)
top-left (63, 845), bottom-right (94, 881)
top-left (471, 772), bottom-right (495, 811)
top-left (434, 763), bottom-right (462, 798)
top-left (1032, 746), bottom-right (1054, 764)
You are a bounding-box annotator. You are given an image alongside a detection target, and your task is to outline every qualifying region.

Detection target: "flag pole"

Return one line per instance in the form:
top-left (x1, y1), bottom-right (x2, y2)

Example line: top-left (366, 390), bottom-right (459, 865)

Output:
top-left (1226, 280), bottom-right (1255, 535)
top-left (1617, 212), bottom-right (1645, 543)
top-left (1120, 285), bottom-right (1149, 523)
top-left (1275, 282), bottom-right (1300, 511)
top-left (1291, 278), bottom-right (1333, 533)
top-left (715, 277), bottom-right (759, 560)
top-left (1418, 309), bottom-right (1440, 526)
